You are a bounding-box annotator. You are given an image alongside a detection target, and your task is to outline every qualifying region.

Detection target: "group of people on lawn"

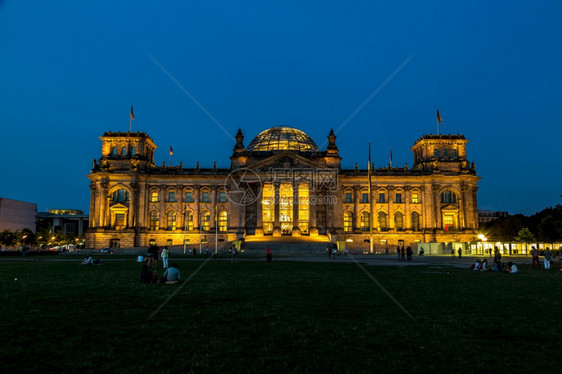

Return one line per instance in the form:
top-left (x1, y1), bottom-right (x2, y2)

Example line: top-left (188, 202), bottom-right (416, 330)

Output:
top-left (138, 244), bottom-right (181, 284)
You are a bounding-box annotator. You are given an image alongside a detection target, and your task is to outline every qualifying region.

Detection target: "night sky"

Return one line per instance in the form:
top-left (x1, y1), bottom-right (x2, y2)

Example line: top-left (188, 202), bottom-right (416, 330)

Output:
top-left (1, 1), bottom-right (561, 215)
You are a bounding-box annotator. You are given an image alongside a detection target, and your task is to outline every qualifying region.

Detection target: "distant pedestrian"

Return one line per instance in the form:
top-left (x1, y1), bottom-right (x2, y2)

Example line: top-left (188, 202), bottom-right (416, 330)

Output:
top-left (544, 248), bottom-right (552, 270)
top-left (400, 247), bottom-right (405, 261)
top-left (231, 245), bottom-right (238, 264)
top-left (531, 246), bottom-right (540, 269)
top-left (205, 246), bottom-right (210, 258)
top-left (327, 245), bottom-right (332, 258)
top-left (396, 246), bottom-right (401, 260)
top-left (457, 247), bottom-right (462, 258)
top-left (494, 248), bottom-right (503, 272)
top-left (488, 247), bottom-right (492, 257)
top-left (451, 248), bottom-right (455, 258)
top-left (193, 247), bottom-right (197, 257)
top-left (406, 246), bottom-right (413, 261)
top-left (266, 246), bottom-right (272, 262)
top-left (161, 246), bottom-right (169, 269)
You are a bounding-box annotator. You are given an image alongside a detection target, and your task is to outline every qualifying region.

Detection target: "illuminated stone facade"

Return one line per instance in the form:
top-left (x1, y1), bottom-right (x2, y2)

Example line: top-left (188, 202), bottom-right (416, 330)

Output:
top-left (86, 127), bottom-right (480, 249)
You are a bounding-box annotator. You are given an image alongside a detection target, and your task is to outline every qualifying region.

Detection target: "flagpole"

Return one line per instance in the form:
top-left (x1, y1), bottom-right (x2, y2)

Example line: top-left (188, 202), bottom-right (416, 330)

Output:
top-left (368, 142), bottom-right (374, 254)
top-left (129, 117), bottom-right (132, 132)
top-left (183, 203), bottom-right (187, 254)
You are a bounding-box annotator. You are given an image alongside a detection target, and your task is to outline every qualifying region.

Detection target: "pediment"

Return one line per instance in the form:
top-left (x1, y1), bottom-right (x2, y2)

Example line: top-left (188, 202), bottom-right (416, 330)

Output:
top-left (109, 203), bottom-right (129, 211)
top-left (246, 151), bottom-right (327, 171)
top-left (440, 204), bottom-right (459, 211)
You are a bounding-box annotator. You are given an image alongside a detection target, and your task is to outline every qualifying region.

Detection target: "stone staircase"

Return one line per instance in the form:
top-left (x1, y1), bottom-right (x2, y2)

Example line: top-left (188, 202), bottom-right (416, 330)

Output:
top-left (241, 237), bottom-right (332, 255)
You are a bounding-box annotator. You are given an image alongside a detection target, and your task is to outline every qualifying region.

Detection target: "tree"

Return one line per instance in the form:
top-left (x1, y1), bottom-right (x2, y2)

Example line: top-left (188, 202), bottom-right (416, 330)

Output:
top-left (538, 215), bottom-right (559, 243)
top-left (0, 230), bottom-right (17, 249)
top-left (515, 227), bottom-right (536, 254)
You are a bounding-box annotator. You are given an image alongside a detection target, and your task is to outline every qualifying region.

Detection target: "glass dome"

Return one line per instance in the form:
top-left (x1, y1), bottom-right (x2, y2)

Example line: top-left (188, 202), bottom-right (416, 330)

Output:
top-left (246, 127), bottom-right (320, 152)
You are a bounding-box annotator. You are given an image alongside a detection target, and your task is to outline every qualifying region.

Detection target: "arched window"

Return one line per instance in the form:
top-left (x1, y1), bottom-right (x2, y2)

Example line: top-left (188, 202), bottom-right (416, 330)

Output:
top-left (111, 146), bottom-right (118, 155)
top-left (200, 210), bottom-right (210, 231)
top-left (411, 211), bottom-right (420, 231)
top-left (440, 191), bottom-right (457, 203)
top-left (111, 189), bottom-right (129, 202)
top-left (121, 147), bottom-right (127, 155)
top-left (185, 210), bottom-right (194, 230)
top-left (360, 211), bottom-right (370, 232)
top-left (378, 211), bottom-right (388, 231)
top-left (395, 212), bottom-right (404, 231)
top-left (166, 211), bottom-right (176, 230)
top-left (150, 211), bottom-right (160, 231)
top-left (343, 211), bottom-right (353, 232)
top-left (131, 146), bottom-right (137, 156)
top-left (218, 211), bottom-right (228, 232)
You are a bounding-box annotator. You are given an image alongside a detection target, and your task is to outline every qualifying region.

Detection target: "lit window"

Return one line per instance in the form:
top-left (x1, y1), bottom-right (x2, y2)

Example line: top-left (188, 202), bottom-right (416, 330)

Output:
top-left (440, 191), bottom-right (457, 203)
top-left (378, 193), bottom-right (385, 203)
top-left (168, 192), bottom-right (176, 202)
top-left (121, 147), bottom-right (127, 155)
top-left (150, 211), bottom-right (159, 230)
top-left (395, 193), bottom-right (402, 203)
top-left (360, 211), bottom-right (370, 231)
top-left (112, 189), bottom-right (129, 202)
top-left (219, 192), bottom-right (227, 202)
top-left (442, 149), bottom-right (448, 157)
top-left (200, 211), bottom-right (210, 231)
top-left (361, 193), bottom-right (369, 203)
top-left (434, 149), bottom-right (439, 157)
top-left (185, 192), bottom-right (193, 202)
top-left (344, 192), bottom-right (352, 203)
top-left (443, 214), bottom-right (455, 230)
top-left (411, 212), bottom-right (420, 231)
top-left (131, 147), bottom-right (136, 156)
top-left (344, 212), bottom-right (353, 232)
top-left (114, 213), bottom-right (125, 229)
top-left (202, 192), bottom-right (210, 202)
top-left (112, 146), bottom-right (118, 155)
top-left (451, 149), bottom-right (457, 158)
top-left (218, 211), bottom-right (228, 232)
top-left (186, 211), bottom-right (194, 230)
top-left (151, 192), bottom-right (159, 202)
top-left (166, 211), bottom-right (176, 230)
top-left (395, 212), bottom-right (404, 231)
top-left (411, 193), bottom-right (419, 203)
top-left (378, 211), bottom-right (388, 231)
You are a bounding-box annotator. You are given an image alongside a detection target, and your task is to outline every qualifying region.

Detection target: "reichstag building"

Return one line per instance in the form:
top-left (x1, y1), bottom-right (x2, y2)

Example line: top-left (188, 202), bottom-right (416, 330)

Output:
top-left (86, 126), bottom-right (480, 249)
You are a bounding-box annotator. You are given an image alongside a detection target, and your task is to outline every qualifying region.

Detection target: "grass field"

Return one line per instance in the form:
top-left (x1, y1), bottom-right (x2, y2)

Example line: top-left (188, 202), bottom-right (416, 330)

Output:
top-left (1, 258), bottom-right (561, 373)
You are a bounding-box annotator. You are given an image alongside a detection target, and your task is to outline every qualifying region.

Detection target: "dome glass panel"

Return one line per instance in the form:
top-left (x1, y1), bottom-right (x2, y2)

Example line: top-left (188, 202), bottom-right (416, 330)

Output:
top-left (246, 127), bottom-right (319, 152)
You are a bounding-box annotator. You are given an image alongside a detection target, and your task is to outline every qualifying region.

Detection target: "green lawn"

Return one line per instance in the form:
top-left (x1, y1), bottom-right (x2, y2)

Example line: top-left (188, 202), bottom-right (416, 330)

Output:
top-left (1, 259), bottom-right (560, 373)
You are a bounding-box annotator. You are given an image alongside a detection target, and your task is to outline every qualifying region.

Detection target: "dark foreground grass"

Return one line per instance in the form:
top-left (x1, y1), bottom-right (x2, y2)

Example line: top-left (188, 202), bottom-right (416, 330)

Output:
top-left (1, 259), bottom-right (561, 373)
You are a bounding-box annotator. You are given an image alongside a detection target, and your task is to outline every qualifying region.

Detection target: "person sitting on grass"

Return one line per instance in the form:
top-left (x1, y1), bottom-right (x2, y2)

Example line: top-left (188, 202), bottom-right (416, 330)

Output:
top-left (505, 262), bottom-right (518, 274)
top-left (160, 263), bottom-right (181, 284)
top-left (140, 265), bottom-right (158, 283)
top-left (471, 259), bottom-right (482, 271)
top-left (480, 259), bottom-right (488, 271)
top-left (81, 255), bottom-right (94, 265)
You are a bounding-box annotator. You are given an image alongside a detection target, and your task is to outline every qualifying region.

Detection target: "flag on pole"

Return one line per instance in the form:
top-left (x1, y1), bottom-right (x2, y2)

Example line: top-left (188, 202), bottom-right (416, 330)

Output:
top-left (436, 109), bottom-right (443, 124)
top-left (389, 146), bottom-right (393, 167)
top-left (130, 105), bottom-right (135, 120)
top-left (169, 146), bottom-right (173, 155)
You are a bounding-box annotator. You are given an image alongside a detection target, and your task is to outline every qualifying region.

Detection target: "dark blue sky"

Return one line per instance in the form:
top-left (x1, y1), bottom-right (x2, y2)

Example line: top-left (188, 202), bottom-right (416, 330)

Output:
top-left (1, 1), bottom-right (561, 215)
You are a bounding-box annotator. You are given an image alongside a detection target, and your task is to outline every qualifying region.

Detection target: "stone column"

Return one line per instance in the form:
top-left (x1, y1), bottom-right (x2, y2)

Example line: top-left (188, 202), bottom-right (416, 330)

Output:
top-left (292, 181), bottom-right (300, 235)
top-left (255, 183), bottom-right (263, 236)
top-left (309, 185), bottom-right (318, 236)
top-left (210, 186), bottom-right (217, 229)
top-left (89, 182), bottom-right (96, 228)
top-left (387, 186), bottom-right (394, 230)
top-left (404, 186), bottom-right (411, 230)
top-left (273, 182), bottom-right (281, 236)
top-left (194, 185), bottom-right (200, 229)
top-left (100, 179), bottom-right (109, 228)
top-left (353, 186), bottom-right (361, 231)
